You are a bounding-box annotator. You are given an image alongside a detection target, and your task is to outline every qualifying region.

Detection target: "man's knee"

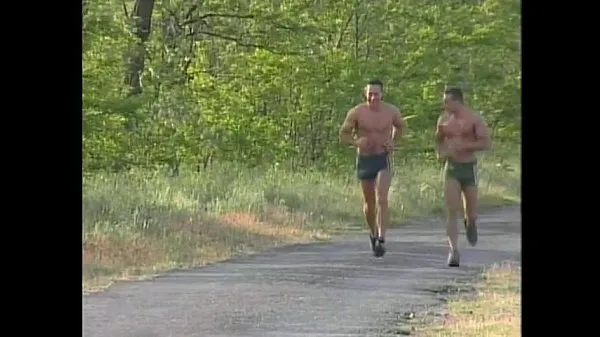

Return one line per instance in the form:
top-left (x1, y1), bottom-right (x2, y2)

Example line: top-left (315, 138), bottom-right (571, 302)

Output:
top-left (445, 196), bottom-right (462, 215)
top-left (444, 179), bottom-right (462, 214)
top-left (462, 186), bottom-right (478, 220)
top-left (446, 209), bottom-right (459, 221)
top-left (376, 195), bottom-right (388, 208)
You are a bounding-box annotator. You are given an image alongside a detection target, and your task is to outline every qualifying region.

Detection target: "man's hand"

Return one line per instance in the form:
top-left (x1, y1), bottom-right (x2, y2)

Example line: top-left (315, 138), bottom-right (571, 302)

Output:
top-left (437, 143), bottom-right (450, 159)
top-left (437, 138), bottom-right (463, 160)
top-left (383, 138), bottom-right (394, 152)
top-left (446, 138), bottom-right (464, 153)
top-left (436, 123), bottom-right (445, 136)
top-left (461, 116), bottom-right (492, 151)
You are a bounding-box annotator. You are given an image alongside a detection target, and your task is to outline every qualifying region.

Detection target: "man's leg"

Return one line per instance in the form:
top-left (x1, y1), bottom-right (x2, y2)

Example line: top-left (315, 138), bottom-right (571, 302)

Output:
top-left (463, 186), bottom-right (478, 224)
top-left (461, 165), bottom-right (478, 246)
top-left (371, 168), bottom-right (391, 257)
top-left (375, 169), bottom-right (391, 240)
top-left (372, 151), bottom-right (393, 256)
top-left (360, 180), bottom-right (377, 250)
top-left (444, 175), bottom-right (463, 266)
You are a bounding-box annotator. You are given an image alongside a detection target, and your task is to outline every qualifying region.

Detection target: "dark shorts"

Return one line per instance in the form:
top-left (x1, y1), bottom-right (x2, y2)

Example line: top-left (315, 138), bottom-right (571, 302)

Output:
top-left (445, 161), bottom-right (477, 189)
top-left (356, 152), bottom-right (391, 181)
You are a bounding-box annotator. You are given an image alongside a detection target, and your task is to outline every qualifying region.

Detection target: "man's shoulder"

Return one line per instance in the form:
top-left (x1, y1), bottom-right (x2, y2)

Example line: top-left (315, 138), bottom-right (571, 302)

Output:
top-left (346, 104), bottom-right (364, 119)
top-left (351, 103), bottom-right (369, 113)
top-left (468, 110), bottom-right (485, 122)
top-left (437, 111), bottom-right (450, 123)
top-left (383, 102), bottom-right (401, 113)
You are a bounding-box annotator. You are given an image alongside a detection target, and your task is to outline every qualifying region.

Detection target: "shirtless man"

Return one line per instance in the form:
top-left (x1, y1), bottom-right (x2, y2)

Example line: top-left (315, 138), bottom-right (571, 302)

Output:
top-left (435, 87), bottom-right (492, 267)
top-left (339, 79), bottom-right (404, 257)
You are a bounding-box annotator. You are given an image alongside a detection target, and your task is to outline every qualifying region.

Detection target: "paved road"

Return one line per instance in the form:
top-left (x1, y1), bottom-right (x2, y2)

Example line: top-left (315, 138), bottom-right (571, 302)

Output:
top-left (83, 206), bottom-right (520, 337)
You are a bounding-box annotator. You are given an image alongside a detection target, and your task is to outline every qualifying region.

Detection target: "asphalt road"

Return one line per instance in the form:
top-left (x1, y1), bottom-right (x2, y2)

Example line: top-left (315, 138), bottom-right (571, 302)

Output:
top-left (83, 206), bottom-right (521, 337)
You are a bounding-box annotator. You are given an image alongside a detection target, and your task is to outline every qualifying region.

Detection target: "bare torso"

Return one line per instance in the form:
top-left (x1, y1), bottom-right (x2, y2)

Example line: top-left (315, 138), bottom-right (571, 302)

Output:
top-left (438, 110), bottom-right (480, 163)
top-left (354, 103), bottom-right (396, 156)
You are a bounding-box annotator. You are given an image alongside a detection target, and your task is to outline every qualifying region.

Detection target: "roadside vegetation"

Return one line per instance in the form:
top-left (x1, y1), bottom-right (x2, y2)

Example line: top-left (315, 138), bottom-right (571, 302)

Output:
top-left (83, 0), bottom-right (521, 292)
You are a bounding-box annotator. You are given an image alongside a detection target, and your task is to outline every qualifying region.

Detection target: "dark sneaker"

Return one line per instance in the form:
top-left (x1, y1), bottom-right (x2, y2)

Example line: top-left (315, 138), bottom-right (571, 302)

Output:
top-left (464, 219), bottom-right (478, 247)
top-left (447, 249), bottom-right (460, 267)
top-left (374, 238), bottom-right (386, 257)
top-left (369, 234), bottom-right (378, 252)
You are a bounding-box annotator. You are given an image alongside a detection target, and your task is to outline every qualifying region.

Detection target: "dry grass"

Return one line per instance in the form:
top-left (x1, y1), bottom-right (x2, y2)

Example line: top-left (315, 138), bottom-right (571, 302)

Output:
top-left (417, 262), bottom-right (521, 337)
top-left (83, 209), bottom-right (326, 294)
top-left (83, 147), bottom-right (520, 294)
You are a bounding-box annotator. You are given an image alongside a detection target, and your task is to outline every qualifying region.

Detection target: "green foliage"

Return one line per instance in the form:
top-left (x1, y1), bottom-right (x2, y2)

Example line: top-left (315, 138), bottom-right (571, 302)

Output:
top-left (83, 0), bottom-right (521, 172)
top-left (84, 147), bottom-right (521, 244)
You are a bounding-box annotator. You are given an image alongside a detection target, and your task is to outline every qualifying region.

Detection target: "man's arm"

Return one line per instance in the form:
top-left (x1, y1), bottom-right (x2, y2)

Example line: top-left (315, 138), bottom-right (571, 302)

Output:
top-left (391, 106), bottom-right (404, 141)
top-left (435, 114), bottom-right (446, 158)
top-left (461, 115), bottom-right (492, 151)
top-left (339, 107), bottom-right (358, 145)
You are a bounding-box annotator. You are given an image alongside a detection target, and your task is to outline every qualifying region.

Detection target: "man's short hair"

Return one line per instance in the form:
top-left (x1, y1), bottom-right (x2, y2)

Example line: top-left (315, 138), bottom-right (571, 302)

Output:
top-left (367, 79), bottom-right (384, 90)
top-left (444, 87), bottom-right (464, 103)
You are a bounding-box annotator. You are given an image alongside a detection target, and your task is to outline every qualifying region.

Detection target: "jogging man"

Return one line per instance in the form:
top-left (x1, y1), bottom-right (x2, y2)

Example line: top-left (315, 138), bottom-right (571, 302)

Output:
top-left (435, 87), bottom-right (492, 267)
top-left (339, 79), bottom-right (404, 257)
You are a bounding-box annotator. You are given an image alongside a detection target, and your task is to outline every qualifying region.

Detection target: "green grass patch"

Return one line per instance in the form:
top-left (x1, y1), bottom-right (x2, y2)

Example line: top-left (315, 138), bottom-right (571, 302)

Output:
top-left (411, 261), bottom-right (521, 337)
top-left (83, 145), bottom-right (520, 293)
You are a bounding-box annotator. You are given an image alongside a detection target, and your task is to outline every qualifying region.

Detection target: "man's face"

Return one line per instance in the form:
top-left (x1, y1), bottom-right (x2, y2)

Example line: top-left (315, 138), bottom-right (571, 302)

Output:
top-left (443, 94), bottom-right (458, 112)
top-left (366, 85), bottom-right (382, 106)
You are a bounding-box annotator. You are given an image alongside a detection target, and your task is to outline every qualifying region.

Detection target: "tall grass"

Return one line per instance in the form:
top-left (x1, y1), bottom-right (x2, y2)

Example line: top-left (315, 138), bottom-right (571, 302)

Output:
top-left (83, 144), bottom-right (520, 292)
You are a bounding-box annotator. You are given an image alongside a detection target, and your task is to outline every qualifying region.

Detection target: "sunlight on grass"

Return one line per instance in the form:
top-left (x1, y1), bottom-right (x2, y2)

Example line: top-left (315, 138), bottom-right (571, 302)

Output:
top-left (417, 262), bottom-right (521, 337)
top-left (83, 146), bottom-right (520, 293)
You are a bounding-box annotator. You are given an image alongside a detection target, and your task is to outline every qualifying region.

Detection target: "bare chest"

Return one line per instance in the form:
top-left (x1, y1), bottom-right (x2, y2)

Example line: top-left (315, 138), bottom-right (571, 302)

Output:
top-left (441, 118), bottom-right (476, 139)
top-left (356, 112), bottom-right (393, 133)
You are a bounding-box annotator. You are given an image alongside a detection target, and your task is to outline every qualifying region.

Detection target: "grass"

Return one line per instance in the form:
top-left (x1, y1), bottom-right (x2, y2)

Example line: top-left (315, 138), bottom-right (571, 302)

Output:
top-left (413, 261), bottom-right (521, 337)
top-left (83, 145), bottom-right (520, 293)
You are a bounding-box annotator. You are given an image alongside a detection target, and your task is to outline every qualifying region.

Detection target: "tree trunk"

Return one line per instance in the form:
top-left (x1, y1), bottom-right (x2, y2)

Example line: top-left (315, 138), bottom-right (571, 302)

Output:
top-left (125, 0), bottom-right (156, 96)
